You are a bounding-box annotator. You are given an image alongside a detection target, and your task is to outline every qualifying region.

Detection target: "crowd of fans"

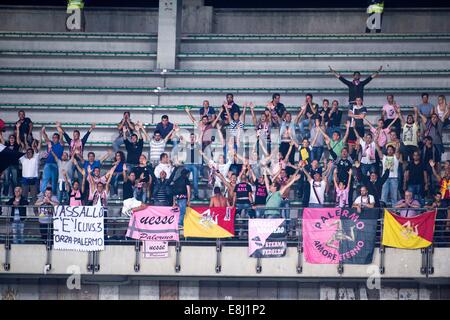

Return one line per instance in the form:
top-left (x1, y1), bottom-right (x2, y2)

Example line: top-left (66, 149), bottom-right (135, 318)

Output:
top-left (1, 70), bottom-right (449, 240)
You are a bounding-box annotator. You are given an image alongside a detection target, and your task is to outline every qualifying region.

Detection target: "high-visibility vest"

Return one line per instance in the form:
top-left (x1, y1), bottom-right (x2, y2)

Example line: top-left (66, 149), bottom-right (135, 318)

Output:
top-left (67, 0), bottom-right (84, 10)
top-left (367, 2), bottom-right (384, 14)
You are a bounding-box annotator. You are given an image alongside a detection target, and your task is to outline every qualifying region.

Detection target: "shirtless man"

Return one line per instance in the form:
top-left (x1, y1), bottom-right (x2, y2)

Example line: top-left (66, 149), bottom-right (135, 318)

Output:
top-left (210, 187), bottom-right (229, 207)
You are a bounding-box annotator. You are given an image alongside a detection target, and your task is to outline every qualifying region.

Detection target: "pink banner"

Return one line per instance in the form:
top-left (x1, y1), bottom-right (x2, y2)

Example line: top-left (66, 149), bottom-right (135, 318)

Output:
top-left (126, 206), bottom-right (179, 241)
top-left (302, 208), bottom-right (340, 264)
top-left (248, 219), bottom-right (286, 258)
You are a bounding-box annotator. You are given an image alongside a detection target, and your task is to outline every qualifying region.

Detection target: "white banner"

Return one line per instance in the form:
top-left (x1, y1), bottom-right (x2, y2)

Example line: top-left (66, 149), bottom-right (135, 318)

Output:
top-left (143, 241), bottom-right (169, 258)
top-left (53, 205), bottom-right (105, 251)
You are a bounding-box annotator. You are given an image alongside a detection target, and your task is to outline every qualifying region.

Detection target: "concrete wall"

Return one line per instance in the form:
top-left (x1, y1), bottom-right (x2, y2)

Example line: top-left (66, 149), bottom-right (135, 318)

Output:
top-left (0, 6), bottom-right (449, 34)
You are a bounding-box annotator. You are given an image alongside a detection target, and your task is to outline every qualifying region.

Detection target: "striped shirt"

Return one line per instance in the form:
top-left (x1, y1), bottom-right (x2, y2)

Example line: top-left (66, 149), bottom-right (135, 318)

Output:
top-left (229, 120), bottom-right (244, 137)
top-left (150, 139), bottom-right (166, 162)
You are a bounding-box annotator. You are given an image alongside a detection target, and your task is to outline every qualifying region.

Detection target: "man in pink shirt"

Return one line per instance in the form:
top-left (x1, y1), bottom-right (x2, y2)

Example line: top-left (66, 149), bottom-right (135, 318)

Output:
top-left (382, 94), bottom-right (401, 138)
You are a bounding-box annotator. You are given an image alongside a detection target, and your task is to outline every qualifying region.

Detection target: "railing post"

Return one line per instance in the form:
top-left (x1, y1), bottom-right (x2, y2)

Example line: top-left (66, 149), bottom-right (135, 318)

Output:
top-left (296, 209), bottom-right (303, 274)
top-left (379, 215), bottom-right (385, 274)
top-left (420, 247), bottom-right (427, 275)
top-left (215, 238), bottom-right (222, 273)
top-left (87, 251), bottom-right (94, 273)
top-left (134, 240), bottom-right (141, 272)
top-left (175, 240), bottom-right (182, 273)
top-left (44, 222), bottom-right (52, 272)
top-left (256, 257), bottom-right (262, 273)
top-left (3, 210), bottom-right (11, 271)
top-left (93, 251), bottom-right (100, 272)
top-left (427, 245), bottom-right (434, 276)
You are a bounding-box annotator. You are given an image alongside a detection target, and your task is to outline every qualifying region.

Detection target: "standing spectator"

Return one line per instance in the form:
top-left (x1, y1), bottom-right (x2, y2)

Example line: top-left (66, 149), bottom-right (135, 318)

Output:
top-left (355, 160), bottom-right (389, 208)
top-left (252, 175), bottom-right (268, 218)
top-left (263, 169), bottom-right (299, 217)
top-left (429, 160), bottom-right (450, 209)
top-left (395, 191), bottom-right (421, 217)
top-left (265, 93), bottom-right (286, 127)
top-left (420, 112), bottom-right (444, 156)
top-left (425, 192), bottom-right (449, 243)
top-left (422, 136), bottom-right (441, 190)
top-left (80, 150), bottom-right (111, 175)
top-left (113, 112), bottom-right (135, 152)
top-left (354, 130), bottom-right (376, 177)
top-left (301, 163), bottom-right (331, 208)
top-left (210, 187), bottom-right (229, 208)
top-left (19, 145), bottom-right (41, 205)
top-left (417, 93), bottom-right (435, 119)
top-left (88, 165), bottom-right (116, 207)
top-left (142, 125), bottom-right (174, 166)
top-left (334, 168), bottom-right (352, 208)
top-left (365, 117), bottom-right (395, 150)
top-left (310, 118), bottom-right (326, 162)
top-left (0, 132), bottom-right (20, 196)
top-left (155, 115), bottom-right (177, 150)
top-left (6, 187), bottom-right (28, 244)
top-left (382, 95), bottom-right (401, 138)
top-left (327, 100), bottom-right (343, 137)
top-left (15, 110), bottom-right (33, 146)
top-left (68, 177), bottom-right (85, 206)
top-left (110, 151), bottom-right (126, 198)
top-left (225, 102), bottom-right (247, 152)
top-left (172, 167), bottom-right (191, 228)
top-left (319, 99), bottom-right (331, 128)
top-left (51, 151), bottom-right (73, 204)
top-left (403, 151), bottom-right (428, 205)
top-left (399, 108), bottom-right (420, 162)
top-left (298, 93), bottom-right (319, 139)
top-left (132, 155), bottom-right (153, 203)
top-left (152, 169), bottom-right (177, 206)
top-left (327, 142), bottom-right (354, 203)
top-left (436, 95), bottom-right (449, 127)
top-left (179, 133), bottom-right (202, 200)
top-left (123, 124), bottom-right (144, 170)
top-left (122, 165), bottom-right (136, 201)
top-left (199, 100), bottom-right (216, 123)
top-left (250, 104), bottom-right (272, 155)
top-left (220, 93), bottom-right (241, 125)
top-left (40, 127), bottom-right (64, 195)
top-left (35, 187), bottom-right (59, 244)
top-left (56, 121), bottom-right (95, 159)
top-left (348, 97), bottom-right (367, 153)
top-left (375, 140), bottom-right (401, 206)
top-left (186, 107), bottom-right (220, 155)
top-left (352, 186), bottom-right (375, 213)
top-left (154, 153), bottom-right (174, 179)
top-left (329, 66), bottom-right (382, 104)
top-left (232, 172), bottom-right (254, 217)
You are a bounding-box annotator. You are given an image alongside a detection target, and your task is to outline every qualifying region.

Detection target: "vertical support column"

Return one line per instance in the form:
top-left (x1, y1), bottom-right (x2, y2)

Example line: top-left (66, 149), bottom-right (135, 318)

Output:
top-left (156, 0), bottom-right (182, 70)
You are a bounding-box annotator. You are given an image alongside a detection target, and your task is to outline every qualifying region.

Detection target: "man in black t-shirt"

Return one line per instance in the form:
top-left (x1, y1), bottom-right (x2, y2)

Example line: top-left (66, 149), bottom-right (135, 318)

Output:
top-left (233, 175), bottom-right (254, 218)
top-left (124, 132), bottom-right (144, 170)
top-left (404, 151), bottom-right (428, 206)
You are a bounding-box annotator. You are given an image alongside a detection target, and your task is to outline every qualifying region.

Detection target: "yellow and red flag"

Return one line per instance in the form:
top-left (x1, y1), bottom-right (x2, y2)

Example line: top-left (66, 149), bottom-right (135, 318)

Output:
top-left (184, 207), bottom-right (235, 238)
top-left (382, 209), bottom-right (436, 249)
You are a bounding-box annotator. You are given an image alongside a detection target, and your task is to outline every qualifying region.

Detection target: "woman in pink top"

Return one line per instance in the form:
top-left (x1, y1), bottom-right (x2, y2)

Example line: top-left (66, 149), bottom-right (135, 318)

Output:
top-left (365, 116), bottom-right (398, 148)
top-left (334, 168), bottom-right (352, 208)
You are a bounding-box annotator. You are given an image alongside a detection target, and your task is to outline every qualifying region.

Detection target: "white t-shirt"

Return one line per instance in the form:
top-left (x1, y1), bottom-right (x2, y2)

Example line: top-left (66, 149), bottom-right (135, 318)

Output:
top-left (153, 163), bottom-right (173, 178)
top-left (309, 180), bottom-right (326, 205)
top-left (19, 153), bottom-right (40, 178)
top-left (383, 103), bottom-right (397, 120)
top-left (354, 195), bottom-right (375, 207)
top-left (359, 139), bottom-right (376, 164)
top-left (382, 156), bottom-right (399, 178)
top-left (402, 123), bottom-right (419, 147)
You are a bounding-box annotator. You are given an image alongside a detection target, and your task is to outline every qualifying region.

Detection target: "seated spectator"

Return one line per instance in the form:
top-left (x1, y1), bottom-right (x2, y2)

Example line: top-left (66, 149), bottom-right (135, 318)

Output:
top-left (422, 136), bottom-right (442, 188)
top-left (352, 186), bottom-right (375, 213)
top-left (210, 187), bottom-right (229, 207)
top-left (395, 191), bottom-right (421, 217)
top-left (155, 115), bottom-right (174, 144)
top-left (429, 160), bottom-right (450, 209)
top-left (416, 92), bottom-right (435, 119)
top-left (425, 192), bottom-right (449, 242)
top-left (113, 112), bottom-right (135, 152)
top-left (35, 187), bottom-right (59, 244)
top-left (15, 110), bottom-right (33, 146)
top-left (6, 187), bottom-right (28, 244)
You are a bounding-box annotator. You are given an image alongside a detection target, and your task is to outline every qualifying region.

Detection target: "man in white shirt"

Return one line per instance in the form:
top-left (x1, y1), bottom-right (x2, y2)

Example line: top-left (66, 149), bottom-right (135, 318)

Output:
top-left (153, 152), bottom-right (174, 179)
top-left (353, 186), bottom-right (375, 213)
top-left (355, 131), bottom-right (376, 177)
top-left (301, 162), bottom-right (331, 208)
top-left (19, 147), bottom-right (41, 204)
top-left (375, 140), bottom-right (401, 206)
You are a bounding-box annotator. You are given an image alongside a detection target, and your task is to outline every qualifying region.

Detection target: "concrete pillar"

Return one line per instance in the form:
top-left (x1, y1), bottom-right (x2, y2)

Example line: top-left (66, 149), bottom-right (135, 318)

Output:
top-left (156, 0), bottom-right (182, 70)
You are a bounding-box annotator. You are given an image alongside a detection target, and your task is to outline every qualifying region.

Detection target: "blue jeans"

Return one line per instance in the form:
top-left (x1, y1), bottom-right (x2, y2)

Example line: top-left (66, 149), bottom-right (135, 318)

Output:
top-left (184, 164), bottom-right (199, 198)
top-left (177, 198), bottom-right (187, 226)
top-left (309, 203), bottom-right (323, 208)
top-left (299, 119), bottom-right (311, 139)
top-left (408, 184), bottom-right (424, 206)
top-left (361, 163), bottom-right (376, 177)
top-left (382, 177), bottom-right (398, 206)
top-left (134, 186), bottom-right (147, 203)
top-left (3, 165), bottom-right (19, 196)
top-left (113, 136), bottom-right (124, 153)
top-left (57, 186), bottom-right (69, 205)
top-left (40, 163), bottom-right (58, 194)
top-left (236, 202), bottom-right (254, 218)
top-left (110, 173), bottom-right (123, 196)
top-left (311, 146), bottom-right (324, 162)
top-left (12, 221), bottom-right (25, 244)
